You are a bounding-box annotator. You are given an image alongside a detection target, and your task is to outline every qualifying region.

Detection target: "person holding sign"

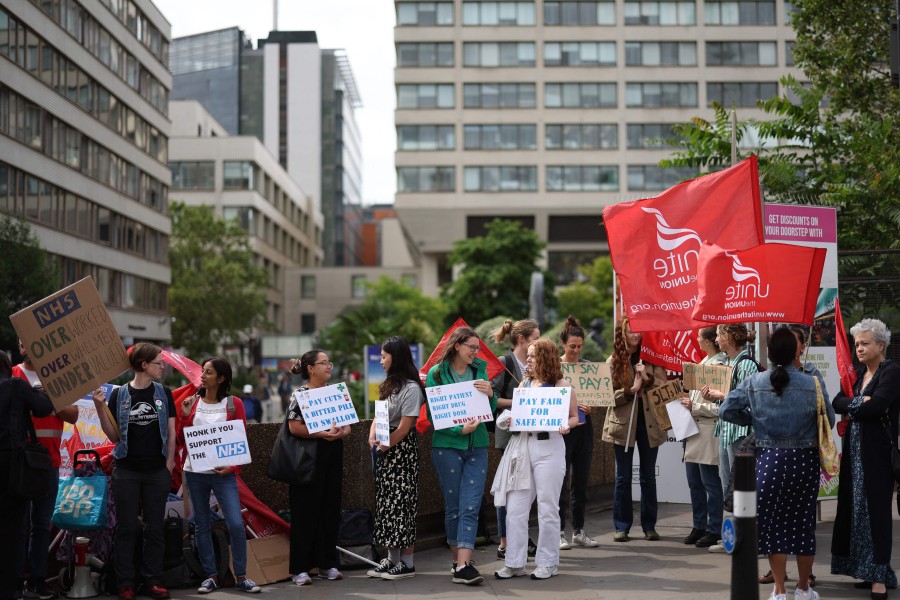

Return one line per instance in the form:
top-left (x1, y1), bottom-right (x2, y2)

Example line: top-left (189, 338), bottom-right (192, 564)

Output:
top-left (601, 317), bottom-right (667, 543)
top-left (557, 316), bottom-right (600, 550)
top-left (493, 338), bottom-right (579, 581)
top-left (286, 350), bottom-right (351, 587)
top-left (91, 343), bottom-right (176, 600)
top-left (366, 337), bottom-right (425, 580)
top-left (679, 326), bottom-right (726, 549)
top-left (425, 327), bottom-right (497, 586)
top-left (178, 357), bottom-right (260, 594)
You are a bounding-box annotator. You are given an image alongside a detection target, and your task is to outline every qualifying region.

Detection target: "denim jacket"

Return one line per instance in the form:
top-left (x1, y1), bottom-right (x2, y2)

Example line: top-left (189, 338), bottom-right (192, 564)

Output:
top-left (720, 366), bottom-right (835, 449)
top-left (112, 381), bottom-right (170, 459)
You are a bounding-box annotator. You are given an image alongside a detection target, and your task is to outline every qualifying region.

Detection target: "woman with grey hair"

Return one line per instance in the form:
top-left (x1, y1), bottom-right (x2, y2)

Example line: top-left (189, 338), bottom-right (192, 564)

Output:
top-left (830, 318), bottom-right (900, 600)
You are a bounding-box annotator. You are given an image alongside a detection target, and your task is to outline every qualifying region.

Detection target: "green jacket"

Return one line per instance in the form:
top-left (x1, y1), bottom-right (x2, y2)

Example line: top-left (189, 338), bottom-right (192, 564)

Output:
top-left (425, 357), bottom-right (498, 450)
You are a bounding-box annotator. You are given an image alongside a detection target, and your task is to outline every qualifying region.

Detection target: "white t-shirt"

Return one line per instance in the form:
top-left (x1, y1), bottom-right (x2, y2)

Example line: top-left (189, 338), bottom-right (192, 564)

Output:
top-left (183, 397), bottom-right (228, 474)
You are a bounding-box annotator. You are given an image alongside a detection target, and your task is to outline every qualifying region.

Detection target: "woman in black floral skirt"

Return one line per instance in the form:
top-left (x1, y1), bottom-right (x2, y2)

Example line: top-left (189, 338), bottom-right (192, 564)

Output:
top-left (366, 337), bottom-right (425, 580)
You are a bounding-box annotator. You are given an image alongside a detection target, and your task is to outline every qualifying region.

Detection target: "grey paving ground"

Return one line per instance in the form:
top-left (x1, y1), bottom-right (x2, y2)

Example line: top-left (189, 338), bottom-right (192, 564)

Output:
top-left (170, 500), bottom-right (898, 600)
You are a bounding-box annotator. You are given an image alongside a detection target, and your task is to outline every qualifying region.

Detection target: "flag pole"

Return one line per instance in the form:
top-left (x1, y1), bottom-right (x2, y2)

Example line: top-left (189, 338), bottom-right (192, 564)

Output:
top-left (623, 360), bottom-right (641, 453)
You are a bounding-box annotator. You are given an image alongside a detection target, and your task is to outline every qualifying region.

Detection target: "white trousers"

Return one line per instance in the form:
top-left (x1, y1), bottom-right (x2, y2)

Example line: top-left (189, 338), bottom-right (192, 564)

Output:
top-left (505, 432), bottom-right (566, 568)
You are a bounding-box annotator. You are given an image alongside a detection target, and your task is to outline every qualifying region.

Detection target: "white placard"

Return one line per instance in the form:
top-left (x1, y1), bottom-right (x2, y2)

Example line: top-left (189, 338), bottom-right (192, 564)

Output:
top-left (510, 386), bottom-right (571, 432)
top-left (295, 382), bottom-right (359, 434)
top-left (425, 380), bottom-right (493, 431)
top-left (374, 400), bottom-right (390, 448)
top-left (665, 401), bottom-right (699, 441)
top-left (183, 420), bottom-right (251, 471)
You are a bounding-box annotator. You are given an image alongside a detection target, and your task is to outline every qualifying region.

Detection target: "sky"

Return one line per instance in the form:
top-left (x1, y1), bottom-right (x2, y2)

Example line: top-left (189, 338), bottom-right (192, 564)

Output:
top-left (152, 0), bottom-right (397, 205)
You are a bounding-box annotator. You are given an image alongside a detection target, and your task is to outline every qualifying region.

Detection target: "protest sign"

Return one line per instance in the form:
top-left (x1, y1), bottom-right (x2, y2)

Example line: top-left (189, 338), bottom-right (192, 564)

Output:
top-left (425, 380), bottom-right (493, 431)
top-left (666, 401), bottom-right (699, 441)
top-left (295, 382), bottom-right (359, 434)
top-left (510, 386), bottom-right (571, 432)
top-left (374, 400), bottom-right (391, 448)
top-left (10, 277), bottom-right (130, 411)
top-left (183, 420), bottom-right (251, 471)
top-left (645, 380), bottom-right (687, 431)
top-left (560, 361), bottom-right (613, 407)
top-left (682, 363), bottom-right (733, 394)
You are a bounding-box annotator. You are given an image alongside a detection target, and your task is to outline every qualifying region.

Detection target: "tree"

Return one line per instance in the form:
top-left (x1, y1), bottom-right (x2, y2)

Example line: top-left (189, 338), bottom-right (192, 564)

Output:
top-left (0, 215), bottom-right (58, 355)
top-left (555, 256), bottom-right (616, 351)
top-left (168, 202), bottom-right (270, 357)
top-left (441, 219), bottom-right (553, 325)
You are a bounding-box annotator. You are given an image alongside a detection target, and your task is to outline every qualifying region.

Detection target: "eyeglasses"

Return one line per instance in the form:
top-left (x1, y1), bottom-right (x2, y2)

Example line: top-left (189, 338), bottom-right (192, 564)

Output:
top-left (460, 343), bottom-right (481, 353)
top-left (315, 361), bottom-right (334, 368)
top-left (148, 360), bottom-right (164, 367)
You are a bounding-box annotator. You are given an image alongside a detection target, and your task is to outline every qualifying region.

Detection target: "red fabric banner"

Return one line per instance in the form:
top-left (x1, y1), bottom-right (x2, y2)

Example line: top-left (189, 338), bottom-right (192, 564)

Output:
top-left (834, 296), bottom-right (858, 397)
top-left (692, 242), bottom-right (826, 325)
top-left (640, 329), bottom-right (704, 372)
top-left (602, 157), bottom-right (764, 332)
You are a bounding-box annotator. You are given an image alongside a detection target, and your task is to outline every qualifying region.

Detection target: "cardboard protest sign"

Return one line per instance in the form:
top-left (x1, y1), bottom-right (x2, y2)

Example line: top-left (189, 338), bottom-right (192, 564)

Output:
top-left (426, 380), bottom-right (493, 431)
top-left (510, 386), bottom-right (571, 432)
top-left (295, 382), bottom-right (359, 434)
top-left (374, 400), bottom-right (391, 447)
top-left (645, 379), bottom-right (687, 431)
top-left (560, 361), bottom-right (614, 407)
top-left (184, 420), bottom-right (251, 471)
top-left (682, 363), bottom-right (733, 394)
top-left (10, 277), bottom-right (129, 411)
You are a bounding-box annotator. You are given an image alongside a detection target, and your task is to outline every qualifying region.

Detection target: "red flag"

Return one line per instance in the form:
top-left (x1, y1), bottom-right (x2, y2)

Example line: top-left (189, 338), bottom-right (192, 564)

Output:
top-left (126, 346), bottom-right (202, 387)
top-left (602, 157), bottom-right (764, 332)
top-left (640, 329), bottom-right (704, 372)
top-left (834, 296), bottom-right (857, 397)
top-left (692, 242), bottom-right (826, 325)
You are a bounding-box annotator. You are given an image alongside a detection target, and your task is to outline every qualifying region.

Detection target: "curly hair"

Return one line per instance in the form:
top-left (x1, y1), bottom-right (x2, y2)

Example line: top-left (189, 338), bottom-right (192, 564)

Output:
top-left (526, 338), bottom-right (563, 383)
top-left (716, 323), bottom-right (755, 348)
top-left (612, 316), bottom-right (638, 390)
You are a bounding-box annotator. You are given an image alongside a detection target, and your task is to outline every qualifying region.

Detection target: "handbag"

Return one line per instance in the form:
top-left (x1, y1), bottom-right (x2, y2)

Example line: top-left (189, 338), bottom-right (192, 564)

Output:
top-left (8, 387), bottom-right (53, 500)
top-left (266, 410), bottom-right (317, 485)
top-left (52, 472), bottom-right (109, 530)
top-left (815, 378), bottom-right (839, 476)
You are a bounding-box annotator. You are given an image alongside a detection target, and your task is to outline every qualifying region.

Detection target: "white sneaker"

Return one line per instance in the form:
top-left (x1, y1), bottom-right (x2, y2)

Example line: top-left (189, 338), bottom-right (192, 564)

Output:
top-left (708, 541), bottom-right (727, 553)
top-left (794, 588), bottom-right (820, 600)
top-left (767, 590), bottom-right (787, 600)
top-left (573, 529), bottom-right (600, 547)
top-left (494, 566), bottom-right (527, 579)
top-left (530, 565), bottom-right (558, 580)
top-left (292, 573), bottom-right (312, 586)
top-left (559, 533), bottom-right (572, 550)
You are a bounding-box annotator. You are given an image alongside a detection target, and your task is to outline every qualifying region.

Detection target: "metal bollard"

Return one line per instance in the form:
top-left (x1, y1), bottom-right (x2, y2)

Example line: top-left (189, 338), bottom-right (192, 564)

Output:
top-left (728, 452), bottom-right (758, 599)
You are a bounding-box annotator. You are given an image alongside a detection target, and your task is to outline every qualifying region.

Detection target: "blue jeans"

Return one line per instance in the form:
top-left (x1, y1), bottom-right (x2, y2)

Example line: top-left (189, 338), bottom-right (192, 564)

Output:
top-left (719, 441), bottom-right (737, 498)
top-left (496, 505), bottom-right (507, 539)
top-left (612, 418), bottom-right (658, 533)
top-left (17, 468), bottom-right (60, 582)
top-left (431, 447), bottom-right (488, 550)
top-left (685, 462), bottom-right (723, 535)
top-left (184, 472), bottom-right (247, 578)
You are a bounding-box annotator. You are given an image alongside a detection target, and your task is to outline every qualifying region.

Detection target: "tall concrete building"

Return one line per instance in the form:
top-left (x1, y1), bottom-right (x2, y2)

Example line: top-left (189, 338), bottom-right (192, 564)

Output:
top-left (0, 0), bottom-right (172, 342)
top-left (393, 0), bottom-right (801, 296)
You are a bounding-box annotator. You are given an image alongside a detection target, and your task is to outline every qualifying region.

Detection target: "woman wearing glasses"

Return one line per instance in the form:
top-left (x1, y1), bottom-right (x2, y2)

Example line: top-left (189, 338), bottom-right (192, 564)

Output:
top-left (92, 343), bottom-right (176, 600)
top-left (285, 349), bottom-right (351, 587)
top-left (425, 327), bottom-right (498, 586)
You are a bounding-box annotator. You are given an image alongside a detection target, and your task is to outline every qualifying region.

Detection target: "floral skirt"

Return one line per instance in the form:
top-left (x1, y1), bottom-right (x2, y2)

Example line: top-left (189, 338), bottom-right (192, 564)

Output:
top-left (373, 430), bottom-right (419, 548)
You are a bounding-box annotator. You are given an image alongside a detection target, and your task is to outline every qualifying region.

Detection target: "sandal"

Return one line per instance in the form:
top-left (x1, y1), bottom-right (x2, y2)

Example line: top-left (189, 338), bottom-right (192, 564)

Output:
top-left (758, 570), bottom-right (792, 584)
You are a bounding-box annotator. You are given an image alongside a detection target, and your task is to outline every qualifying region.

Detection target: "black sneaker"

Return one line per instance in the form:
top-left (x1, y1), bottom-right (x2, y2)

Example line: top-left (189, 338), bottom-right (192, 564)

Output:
top-left (527, 538), bottom-right (537, 557)
top-left (695, 532), bottom-right (718, 548)
top-left (381, 562), bottom-right (415, 580)
top-left (451, 564), bottom-right (484, 585)
top-left (497, 545), bottom-right (506, 559)
top-left (367, 558), bottom-right (394, 578)
top-left (682, 528), bottom-right (704, 545)
top-left (24, 582), bottom-right (58, 600)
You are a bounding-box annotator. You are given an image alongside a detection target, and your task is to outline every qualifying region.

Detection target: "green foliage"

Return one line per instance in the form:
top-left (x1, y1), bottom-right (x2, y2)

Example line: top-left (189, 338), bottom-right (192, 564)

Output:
top-left (474, 316), bottom-right (516, 357)
top-left (0, 215), bottom-right (58, 355)
top-left (168, 202), bottom-right (270, 358)
top-left (441, 220), bottom-right (553, 324)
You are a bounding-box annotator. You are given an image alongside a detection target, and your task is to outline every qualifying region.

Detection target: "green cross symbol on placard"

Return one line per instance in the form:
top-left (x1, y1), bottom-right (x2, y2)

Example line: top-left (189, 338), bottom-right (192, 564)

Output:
top-left (337, 384), bottom-right (345, 392)
top-left (561, 389), bottom-right (569, 397)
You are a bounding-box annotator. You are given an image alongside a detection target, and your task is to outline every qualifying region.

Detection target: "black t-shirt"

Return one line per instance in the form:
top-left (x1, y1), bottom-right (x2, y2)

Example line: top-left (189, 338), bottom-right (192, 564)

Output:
top-left (109, 383), bottom-right (176, 471)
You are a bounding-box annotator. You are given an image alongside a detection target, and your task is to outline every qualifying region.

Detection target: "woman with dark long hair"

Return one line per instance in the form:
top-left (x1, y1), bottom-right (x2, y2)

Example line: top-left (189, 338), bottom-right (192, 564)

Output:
top-left (366, 337), bottom-right (425, 580)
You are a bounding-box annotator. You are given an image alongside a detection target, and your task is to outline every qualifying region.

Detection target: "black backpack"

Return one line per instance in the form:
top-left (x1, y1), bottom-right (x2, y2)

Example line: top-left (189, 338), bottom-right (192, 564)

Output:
top-left (336, 509), bottom-right (380, 569)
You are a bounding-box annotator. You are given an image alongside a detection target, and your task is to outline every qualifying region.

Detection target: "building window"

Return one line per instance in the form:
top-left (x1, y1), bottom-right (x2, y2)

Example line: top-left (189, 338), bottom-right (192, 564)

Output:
top-left (707, 82), bottom-right (778, 107)
top-left (628, 165), bottom-right (698, 191)
top-left (463, 2), bottom-right (536, 26)
top-left (548, 215), bottom-right (606, 243)
top-left (300, 275), bottom-right (316, 298)
top-left (400, 273), bottom-right (418, 287)
top-left (397, 125), bottom-right (456, 150)
top-left (467, 216), bottom-right (535, 237)
top-left (169, 161), bottom-right (214, 189)
top-left (300, 313), bottom-right (316, 334)
top-left (544, 42), bottom-right (616, 67)
top-left (397, 167), bottom-right (456, 192)
top-left (223, 161), bottom-right (253, 189)
top-left (626, 82), bottom-right (698, 107)
top-left (625, 42), bottom-right (697, 66)
top-left (351, 275), bottom-right (368, 298)
top-left (463, 124), bottom-right (537, 150)
top-left (545, 124), bottom-right (618, 150)
top-left (626, 123), bottom-right (680, 148)
top-left (396, 2), bottom-right (455, 26)
top-left (463, 42), bottom-right (536, 67)
top-left (545, 83), bottom-right (617, 108)
top-left (785, 2), bottom-right (796, 24)
top-left (704, 1), bottom-right (776, 25)
top-left (463, 83), bottom-right (536, 108)
top-left (397, 43), bottom-right (454, 67)
top-left (463, 166), bottom-right (538, 192)
top-left (546, 166), bottom-right (618, 192)
top-left (624, 1), bottom-right (696, 25)
top-left (544, 1), bottom-right (616, 25)
top-left (548, 251), bottom-right (605, 285)
top-left (397, 84), bottom-right (455, 109)
top-left (706, 41), bottom-right (777, 66)
top-left (785, 41), bottom-right (795, 67)
top-left (222, 206), bottom-right (255, 232)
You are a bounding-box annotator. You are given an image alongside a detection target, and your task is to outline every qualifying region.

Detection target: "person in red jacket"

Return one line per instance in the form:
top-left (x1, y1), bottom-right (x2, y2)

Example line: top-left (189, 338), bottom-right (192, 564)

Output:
top-left (178, 357), bottom-right (260, 595)
top-left (13, 339), bottom-right (78, 600)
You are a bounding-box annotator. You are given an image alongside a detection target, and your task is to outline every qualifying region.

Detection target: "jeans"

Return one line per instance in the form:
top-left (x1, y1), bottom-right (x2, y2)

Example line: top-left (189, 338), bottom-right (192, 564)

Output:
top-left (496, 505), bottom-right (507, 539)
top-left (431, 447), bottom-right (488, 550)
top-left (719, 441), bottom-right (737, 497)
top-left (17, 468), bottom-right (60, 582)
top-left (184, 472), bottom-right (247, 578)
top-left (612, 416), bottom-right (658, 533)
top-left (559, 417), bottom-right (593, 531)
top-left (685, 462), bottom-right (723, 535)
top-left (112, 464), bottom-right (171, 588)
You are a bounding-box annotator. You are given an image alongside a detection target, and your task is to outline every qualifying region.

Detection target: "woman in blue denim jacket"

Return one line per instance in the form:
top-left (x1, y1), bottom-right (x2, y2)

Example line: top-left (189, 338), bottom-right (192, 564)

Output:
top-left (721, 327), bottom-right (834, 600)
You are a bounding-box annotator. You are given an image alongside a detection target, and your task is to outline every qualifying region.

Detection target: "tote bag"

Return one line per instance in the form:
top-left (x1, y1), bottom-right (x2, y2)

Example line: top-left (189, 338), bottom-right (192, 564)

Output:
top-left (52, 473), bottom-right (109, 530)
top-left (266, 411), bottom-right (317, 485)
top-left (815, 378), bottom-right (839, 477)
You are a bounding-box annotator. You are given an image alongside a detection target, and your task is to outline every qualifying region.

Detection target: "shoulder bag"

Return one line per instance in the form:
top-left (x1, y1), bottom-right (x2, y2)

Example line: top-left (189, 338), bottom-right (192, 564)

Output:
top-left (815, 378), bottom-right (839, 477)
top-left (9, 388), bottom-right (53, 499)
top-left (266, 409), bottom-right (317, 485)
